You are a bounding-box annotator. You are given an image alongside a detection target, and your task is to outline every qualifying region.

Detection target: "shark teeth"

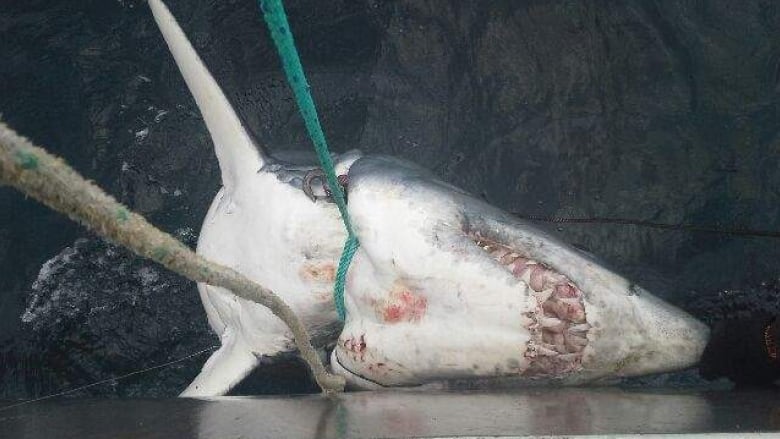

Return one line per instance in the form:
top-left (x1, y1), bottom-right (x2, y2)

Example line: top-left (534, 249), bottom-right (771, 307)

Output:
top-left (568, 323), bottom-right (591, 333)
top-left (532, 288), bottom-right (554, 303)
top-left (470, 231), bottom-right (590, 377)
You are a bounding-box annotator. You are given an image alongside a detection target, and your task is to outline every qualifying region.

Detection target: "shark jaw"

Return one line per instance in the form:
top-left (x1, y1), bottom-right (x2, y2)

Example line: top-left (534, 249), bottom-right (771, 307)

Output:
top-left (149, 0), bottom-right (709, 395)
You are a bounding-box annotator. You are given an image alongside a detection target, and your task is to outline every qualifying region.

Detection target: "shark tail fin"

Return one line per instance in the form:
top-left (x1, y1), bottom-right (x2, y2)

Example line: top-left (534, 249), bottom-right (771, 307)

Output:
top-left (149, 0), bottom-right (266, 192)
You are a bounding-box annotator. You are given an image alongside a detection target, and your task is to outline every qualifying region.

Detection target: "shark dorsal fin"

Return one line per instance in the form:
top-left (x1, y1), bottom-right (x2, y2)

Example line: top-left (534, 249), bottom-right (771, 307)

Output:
top-left (150, 0), bottom-right (266, 192)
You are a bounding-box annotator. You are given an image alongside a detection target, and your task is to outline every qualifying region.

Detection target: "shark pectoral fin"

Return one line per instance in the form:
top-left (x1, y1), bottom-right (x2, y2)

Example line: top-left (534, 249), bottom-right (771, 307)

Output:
top-left (180, 332), bottom-right (259, 398)
top-left (149, 0), bottom-right (266, 191)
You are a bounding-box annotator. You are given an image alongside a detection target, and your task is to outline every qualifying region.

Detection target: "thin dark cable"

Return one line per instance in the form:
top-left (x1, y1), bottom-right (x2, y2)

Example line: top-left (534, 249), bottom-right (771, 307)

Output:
top-left (0, 345), bottom-right (218, 412)
top-left (514, 214), bottom-right (780, 238)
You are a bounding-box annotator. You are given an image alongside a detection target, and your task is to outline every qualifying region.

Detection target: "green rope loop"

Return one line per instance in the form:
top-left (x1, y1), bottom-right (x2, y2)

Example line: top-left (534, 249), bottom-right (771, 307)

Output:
top-left (260, 0), bottom-right (357, 320)
top-left (334, 235), bottom-right (359, 321)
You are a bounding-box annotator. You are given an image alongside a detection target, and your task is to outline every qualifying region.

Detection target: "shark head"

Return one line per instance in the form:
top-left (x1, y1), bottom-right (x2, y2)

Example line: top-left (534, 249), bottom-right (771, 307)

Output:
top-left (333, 156), bottom-right (709, 387)
top-left (149, 0), bottom-right (709, 394)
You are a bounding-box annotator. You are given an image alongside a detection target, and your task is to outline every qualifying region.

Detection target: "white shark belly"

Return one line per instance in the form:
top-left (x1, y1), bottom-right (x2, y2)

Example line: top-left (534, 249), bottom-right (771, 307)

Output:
top-left (196, 172), bottom-right (345, 347)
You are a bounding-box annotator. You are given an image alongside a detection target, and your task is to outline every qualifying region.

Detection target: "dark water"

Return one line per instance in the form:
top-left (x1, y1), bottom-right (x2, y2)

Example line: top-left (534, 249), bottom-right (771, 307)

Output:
top-left (1, 0), bottom-right (779, 399)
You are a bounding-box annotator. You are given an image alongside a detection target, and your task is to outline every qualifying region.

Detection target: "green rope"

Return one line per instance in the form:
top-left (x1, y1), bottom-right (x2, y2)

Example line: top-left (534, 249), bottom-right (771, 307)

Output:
top-left (260, 0), bottom-right (356, 321)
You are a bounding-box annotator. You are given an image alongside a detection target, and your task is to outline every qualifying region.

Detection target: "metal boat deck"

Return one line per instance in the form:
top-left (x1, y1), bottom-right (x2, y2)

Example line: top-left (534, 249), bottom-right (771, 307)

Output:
top-left (2, 388), bottom-right (779, 438)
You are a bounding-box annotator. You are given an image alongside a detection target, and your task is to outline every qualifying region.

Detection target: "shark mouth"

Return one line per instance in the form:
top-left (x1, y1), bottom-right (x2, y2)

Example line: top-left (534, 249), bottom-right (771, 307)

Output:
top-left (472, 232), bottom-right (590, 377)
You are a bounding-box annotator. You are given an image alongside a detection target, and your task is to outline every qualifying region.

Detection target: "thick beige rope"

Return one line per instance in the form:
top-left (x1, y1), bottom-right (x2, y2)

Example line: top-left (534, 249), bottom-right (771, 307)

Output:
top-left (0, 121), bottom-right (345, 394)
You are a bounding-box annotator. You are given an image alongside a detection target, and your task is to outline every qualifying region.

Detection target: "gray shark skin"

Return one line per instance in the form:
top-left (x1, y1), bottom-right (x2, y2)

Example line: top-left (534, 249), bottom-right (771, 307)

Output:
top-left (149, 0), bottom-right (709, 396)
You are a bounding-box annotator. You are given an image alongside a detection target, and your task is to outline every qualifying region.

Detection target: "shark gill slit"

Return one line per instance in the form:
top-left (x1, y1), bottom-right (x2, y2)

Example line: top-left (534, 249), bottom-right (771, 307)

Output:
top-left (470, 232), bottom-right (591, 376)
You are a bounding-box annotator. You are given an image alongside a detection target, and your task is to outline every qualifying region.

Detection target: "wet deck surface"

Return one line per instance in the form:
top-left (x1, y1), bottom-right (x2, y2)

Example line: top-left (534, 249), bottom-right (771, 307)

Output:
top-left (2, 388), bottom-right (779, 438)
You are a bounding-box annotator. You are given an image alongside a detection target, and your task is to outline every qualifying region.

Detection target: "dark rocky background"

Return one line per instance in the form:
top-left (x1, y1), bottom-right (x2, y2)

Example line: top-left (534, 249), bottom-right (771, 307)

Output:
top-left (0, 0), bottom-right (778, 399)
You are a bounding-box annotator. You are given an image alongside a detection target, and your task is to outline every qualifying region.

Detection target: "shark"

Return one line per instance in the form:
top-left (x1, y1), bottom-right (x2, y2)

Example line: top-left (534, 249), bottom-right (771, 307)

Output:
top-left (149, 0), bottom-right (709, 396)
